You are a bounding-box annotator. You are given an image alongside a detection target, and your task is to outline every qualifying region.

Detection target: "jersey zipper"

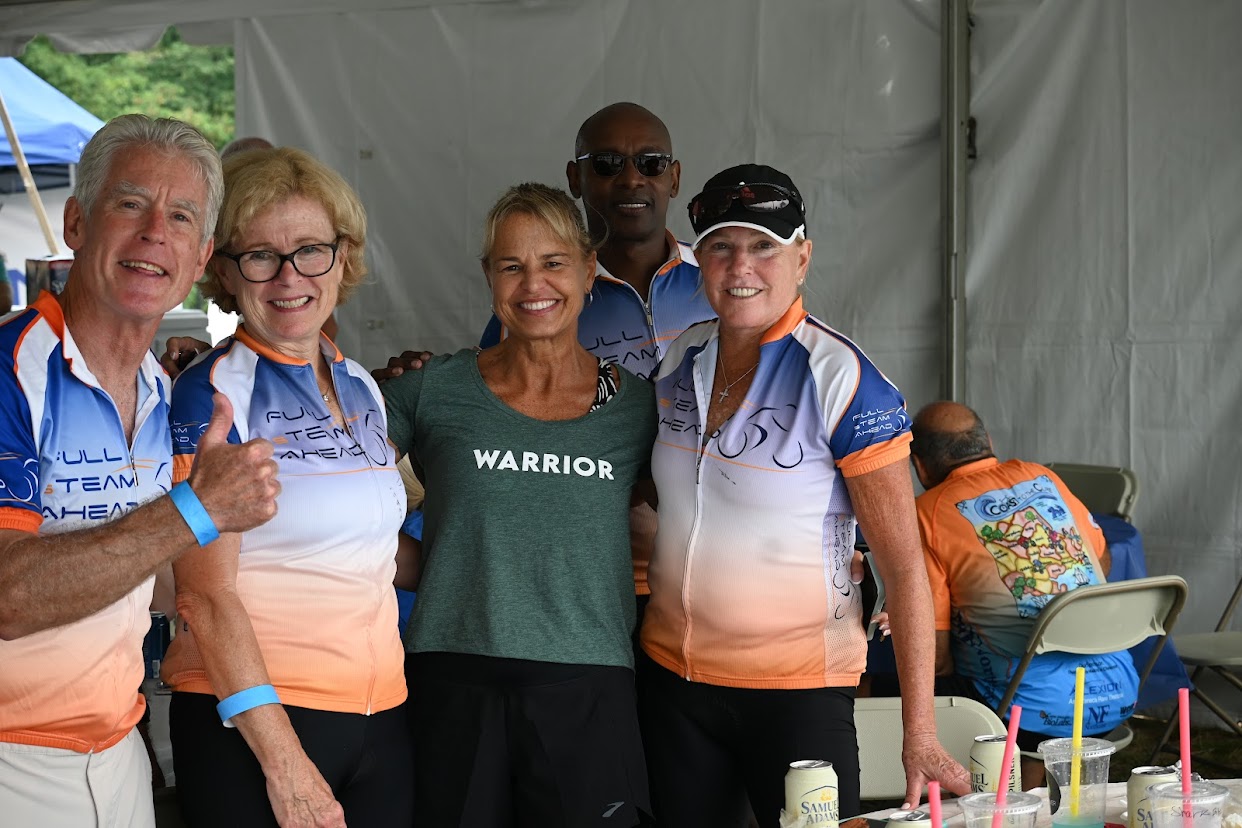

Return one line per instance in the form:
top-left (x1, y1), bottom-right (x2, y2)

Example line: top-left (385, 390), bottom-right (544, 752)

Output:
top-left (679, 347), bottom-right (714, 679)
top-left (601, 274), bottom-right (658, 363)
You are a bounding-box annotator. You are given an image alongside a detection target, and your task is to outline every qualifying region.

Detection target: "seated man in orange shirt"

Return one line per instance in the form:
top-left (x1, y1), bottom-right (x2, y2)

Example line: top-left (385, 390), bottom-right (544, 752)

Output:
top-left (910, 401), bottom-right (1136, 788)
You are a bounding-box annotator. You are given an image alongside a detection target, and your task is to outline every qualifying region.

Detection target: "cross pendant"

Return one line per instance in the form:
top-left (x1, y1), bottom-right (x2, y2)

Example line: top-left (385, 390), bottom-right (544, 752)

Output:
top-left (717, 388), bottom-right (729, 403)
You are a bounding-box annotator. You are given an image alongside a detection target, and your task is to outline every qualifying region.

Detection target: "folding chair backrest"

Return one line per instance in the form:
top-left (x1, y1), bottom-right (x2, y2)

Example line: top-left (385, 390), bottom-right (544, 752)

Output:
top-left (855, 696), bottom-right (1006, 805)
top-left (1045, 462), bottom-right (1140, 521)
top-left (994, 575), bottom-right (1188, 719)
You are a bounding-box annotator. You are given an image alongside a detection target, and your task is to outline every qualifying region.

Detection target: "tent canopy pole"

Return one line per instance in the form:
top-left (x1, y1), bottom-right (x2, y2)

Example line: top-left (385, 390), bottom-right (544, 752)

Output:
top-left (0, 81), bottom-right (61, 256)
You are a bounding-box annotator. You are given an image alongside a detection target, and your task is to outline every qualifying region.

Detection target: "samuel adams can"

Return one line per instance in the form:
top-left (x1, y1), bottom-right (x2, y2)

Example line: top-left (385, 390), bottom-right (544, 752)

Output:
top-left (969, 735), bottom-right (1019, 793)
top-left (887, 810), bottom-right (934, 828)
top-left (785, 760), bottom-right (839, 827)
top-left (1127, 766), bottom-right (1178, 828)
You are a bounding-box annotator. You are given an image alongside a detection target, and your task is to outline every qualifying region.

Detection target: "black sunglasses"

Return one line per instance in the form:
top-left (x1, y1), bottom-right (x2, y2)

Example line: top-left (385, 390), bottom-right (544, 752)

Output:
top-left (688, 183), bottom-right (805, 230)
top-left (575, 151), bottom-right (673, 178)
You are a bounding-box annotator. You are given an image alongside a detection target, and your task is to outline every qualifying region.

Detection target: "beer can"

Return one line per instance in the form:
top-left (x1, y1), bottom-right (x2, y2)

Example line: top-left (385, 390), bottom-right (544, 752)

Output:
top-left (887, 809), bottom-right (934, 828)
top-left (784, 759), bottom-right (839, 827)
top-left (1127, 766), bottom-right (1178, 828)
top-left (143, 611), bottom-right (171, 680)
top-left (969, 734), bottom-right (1019, 793)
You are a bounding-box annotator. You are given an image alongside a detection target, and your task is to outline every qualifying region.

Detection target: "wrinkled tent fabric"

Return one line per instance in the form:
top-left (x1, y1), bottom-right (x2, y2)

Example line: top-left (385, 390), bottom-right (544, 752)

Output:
top-left (0, 57), bottom-right (103, 165)
top-left (0, 0), bottom-right (1236, 634)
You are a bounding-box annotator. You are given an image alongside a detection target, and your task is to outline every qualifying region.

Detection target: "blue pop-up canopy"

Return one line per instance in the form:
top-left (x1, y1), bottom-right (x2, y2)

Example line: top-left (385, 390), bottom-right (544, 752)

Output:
top-left (0, 57), bottom-right (103, 166)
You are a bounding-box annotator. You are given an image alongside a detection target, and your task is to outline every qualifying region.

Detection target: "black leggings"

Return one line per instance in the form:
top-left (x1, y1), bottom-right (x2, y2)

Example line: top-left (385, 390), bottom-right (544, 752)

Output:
top-left (637, 653), bottom-right (860, 828)
top-left (406, 651), bottom-right (653, 828)
top-left (170, 691), bottom-right (414, 828)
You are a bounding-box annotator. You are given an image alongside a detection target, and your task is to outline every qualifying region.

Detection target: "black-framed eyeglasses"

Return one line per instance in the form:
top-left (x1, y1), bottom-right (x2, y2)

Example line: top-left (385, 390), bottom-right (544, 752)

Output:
top-left (688, 183), bottom-right (805, 229)
top-left (575, 151), bottom-right (673, 178)
top-left (218, 238), bottom-right (341, 283)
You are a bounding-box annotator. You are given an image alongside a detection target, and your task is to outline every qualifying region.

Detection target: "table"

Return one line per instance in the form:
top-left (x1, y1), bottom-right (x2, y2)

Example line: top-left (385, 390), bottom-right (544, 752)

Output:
top-left (857, 781), bottom-right (1242, 826)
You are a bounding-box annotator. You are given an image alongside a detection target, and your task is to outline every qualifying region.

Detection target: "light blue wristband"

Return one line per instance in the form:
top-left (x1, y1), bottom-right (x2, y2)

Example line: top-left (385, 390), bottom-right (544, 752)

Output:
top-left (216, 684), bottom-right (281, 728)
top-left (169, 481), bottom-right (220, 546)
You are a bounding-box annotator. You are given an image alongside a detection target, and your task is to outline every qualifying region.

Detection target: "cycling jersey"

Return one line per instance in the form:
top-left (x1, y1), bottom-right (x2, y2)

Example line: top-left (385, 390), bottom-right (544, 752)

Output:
top-left (642, 298), bottom-right (913, 689)
top-left (163, 326), bottom-right (406, 715)
top-left (0, 293), bottom-right (169, 752)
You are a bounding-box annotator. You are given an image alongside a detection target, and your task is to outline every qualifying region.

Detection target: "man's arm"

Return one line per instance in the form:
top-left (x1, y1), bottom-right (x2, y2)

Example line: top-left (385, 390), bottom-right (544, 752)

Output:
top-left (0, 394), bottom-right (279, 640)
top-left (0, 280), bottom-right (12, 316)
top-left (370, 350), bottom-right (435, 384)
top-left (845, 458), bottom-right (970, 807)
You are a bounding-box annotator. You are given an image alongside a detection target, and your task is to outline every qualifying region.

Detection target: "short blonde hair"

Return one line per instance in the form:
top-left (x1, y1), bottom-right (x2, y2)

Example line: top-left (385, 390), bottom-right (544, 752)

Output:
top-left (202, 147), bottom-right (367, 313)
top-left (480, 182), bottom-right (598, 267)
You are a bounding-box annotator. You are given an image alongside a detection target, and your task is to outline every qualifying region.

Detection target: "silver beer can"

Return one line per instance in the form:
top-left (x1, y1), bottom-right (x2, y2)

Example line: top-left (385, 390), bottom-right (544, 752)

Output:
top-left (785, 759), bottom-right (839, 828)
top-left (969, 734), bottom-right (1019, 793)
top-left (1127, 766), bottom-right (1178, 828)
top-left (887, 810), bottom-right (934, 828)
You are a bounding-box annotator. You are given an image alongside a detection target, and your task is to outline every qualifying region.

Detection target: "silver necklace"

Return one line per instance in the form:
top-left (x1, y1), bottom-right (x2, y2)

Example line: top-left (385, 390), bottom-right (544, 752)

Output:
top-left (716, 352), bottom-right (758, 404)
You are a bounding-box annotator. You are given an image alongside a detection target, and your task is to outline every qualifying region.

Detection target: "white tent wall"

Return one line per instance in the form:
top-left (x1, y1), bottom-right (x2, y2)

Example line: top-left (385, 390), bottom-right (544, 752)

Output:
top-left (968, 0), bottom-right (1242, 631)
top-left (231, 0), bottom-right (945, 406)
top-left (1, 0), bottom-right (1238, 631)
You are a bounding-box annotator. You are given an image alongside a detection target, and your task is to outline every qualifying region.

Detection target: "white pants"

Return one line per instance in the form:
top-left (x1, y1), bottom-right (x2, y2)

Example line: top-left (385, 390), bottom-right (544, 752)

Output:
top-left (0, 728), bottom-right (156, 828)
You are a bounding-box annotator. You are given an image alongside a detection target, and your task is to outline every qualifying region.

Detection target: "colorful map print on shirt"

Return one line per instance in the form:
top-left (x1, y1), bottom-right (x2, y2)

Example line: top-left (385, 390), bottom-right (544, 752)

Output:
top-left (955, 475), bottom-right (1102, 618)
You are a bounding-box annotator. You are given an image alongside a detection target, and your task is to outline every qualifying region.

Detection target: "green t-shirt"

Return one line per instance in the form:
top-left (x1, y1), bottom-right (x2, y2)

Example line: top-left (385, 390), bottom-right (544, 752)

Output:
top-left (383, 349), bottom-right (656, 669)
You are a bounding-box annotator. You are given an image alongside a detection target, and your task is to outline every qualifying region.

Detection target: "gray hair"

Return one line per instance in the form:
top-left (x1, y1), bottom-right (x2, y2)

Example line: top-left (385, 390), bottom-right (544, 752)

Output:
top-left (74, 114), bottom-right (224, 245)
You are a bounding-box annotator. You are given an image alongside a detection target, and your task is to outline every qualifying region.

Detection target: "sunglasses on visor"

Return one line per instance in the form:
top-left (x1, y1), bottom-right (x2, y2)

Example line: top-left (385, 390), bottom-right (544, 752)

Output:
top-left (575, 151), bottom-right (674, 178)
top-left (688, 183), bottom-right (805, 228)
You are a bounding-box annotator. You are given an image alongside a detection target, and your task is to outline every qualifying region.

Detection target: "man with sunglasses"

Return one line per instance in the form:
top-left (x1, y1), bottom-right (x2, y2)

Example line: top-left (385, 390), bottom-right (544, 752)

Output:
top-left (478, 101), bottom-right (714, 380)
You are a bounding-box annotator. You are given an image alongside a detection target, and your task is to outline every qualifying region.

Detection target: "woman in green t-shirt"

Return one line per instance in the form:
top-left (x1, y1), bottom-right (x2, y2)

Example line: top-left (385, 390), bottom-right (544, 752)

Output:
top-left (382, 183), bottom-right (657, 828)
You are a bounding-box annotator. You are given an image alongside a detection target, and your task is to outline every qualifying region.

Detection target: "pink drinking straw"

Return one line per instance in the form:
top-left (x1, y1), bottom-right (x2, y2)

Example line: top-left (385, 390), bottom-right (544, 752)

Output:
top-left (1179, 688), bottom-right (1192, 828)
top-left (992, 705), bottom-right (1023, 828)
top-left (1179, 687), bottom-right (1192, 792)
top-left (929, 781), bottom-right (943, 828)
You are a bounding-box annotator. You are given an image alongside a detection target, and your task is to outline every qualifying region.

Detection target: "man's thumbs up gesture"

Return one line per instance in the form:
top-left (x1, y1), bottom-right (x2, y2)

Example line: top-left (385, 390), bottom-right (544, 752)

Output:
top-left (185, 393), bottom-right (280, 535)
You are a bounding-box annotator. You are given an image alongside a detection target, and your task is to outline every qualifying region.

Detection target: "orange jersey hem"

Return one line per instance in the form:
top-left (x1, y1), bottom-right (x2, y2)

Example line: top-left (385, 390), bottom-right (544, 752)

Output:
top-left (641, 647), bottom-right (861, 691)
top-left (169, 677), bottom-right (407, 715)
top-left (172, 454), bottom-right (194, 484)
top-left (0, 508), bottom-right (42, 533)
top-left (0, 696), bottom-right (144, 754)
top-left (837, 432), bottom-right (912, 477)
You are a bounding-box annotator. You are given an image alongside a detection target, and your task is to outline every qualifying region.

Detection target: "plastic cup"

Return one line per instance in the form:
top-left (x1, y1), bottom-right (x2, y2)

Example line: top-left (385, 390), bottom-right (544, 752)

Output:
top-left (1038, 737), bottom-right (1116, 828)
top-left (1148, 780), bottom-right (1231, 828)
top-left (959, 791), bottom-right (1043, 828)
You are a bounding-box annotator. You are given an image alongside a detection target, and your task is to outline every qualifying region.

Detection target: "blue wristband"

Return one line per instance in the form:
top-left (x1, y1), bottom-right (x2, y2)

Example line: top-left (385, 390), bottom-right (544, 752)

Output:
top-left (216, 684), bottom-right (281, 728)
top-left (169, 481), bottom-right (220, 546)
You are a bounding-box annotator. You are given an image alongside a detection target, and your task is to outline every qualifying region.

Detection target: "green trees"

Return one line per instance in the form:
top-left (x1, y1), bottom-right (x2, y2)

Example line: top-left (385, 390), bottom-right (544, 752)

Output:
top-left (18, 28), bottom-right (235, 149)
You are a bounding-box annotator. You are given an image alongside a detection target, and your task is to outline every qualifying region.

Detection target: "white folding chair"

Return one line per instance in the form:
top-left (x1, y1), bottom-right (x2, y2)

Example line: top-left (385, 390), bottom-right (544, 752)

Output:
top-left (854, 695), bottom-right (1006, 806)
top-left (1149, 567), bottom-right (1242, 763)
top-left (1044, 462), bottom-right (1140, 522)
top-left (993, 575), bottom-right (1188, 754)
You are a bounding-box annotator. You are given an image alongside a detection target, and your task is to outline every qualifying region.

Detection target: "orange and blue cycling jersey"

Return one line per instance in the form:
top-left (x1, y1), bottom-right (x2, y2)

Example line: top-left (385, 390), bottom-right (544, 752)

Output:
top-left (0, 293), bottom-right (170, 752)
top-left (481, 232), bottom-right (715, 381)
top-left (642, 298), bottom-right (913, 690)
top-left (163, 326), bottom-right (407, 715)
